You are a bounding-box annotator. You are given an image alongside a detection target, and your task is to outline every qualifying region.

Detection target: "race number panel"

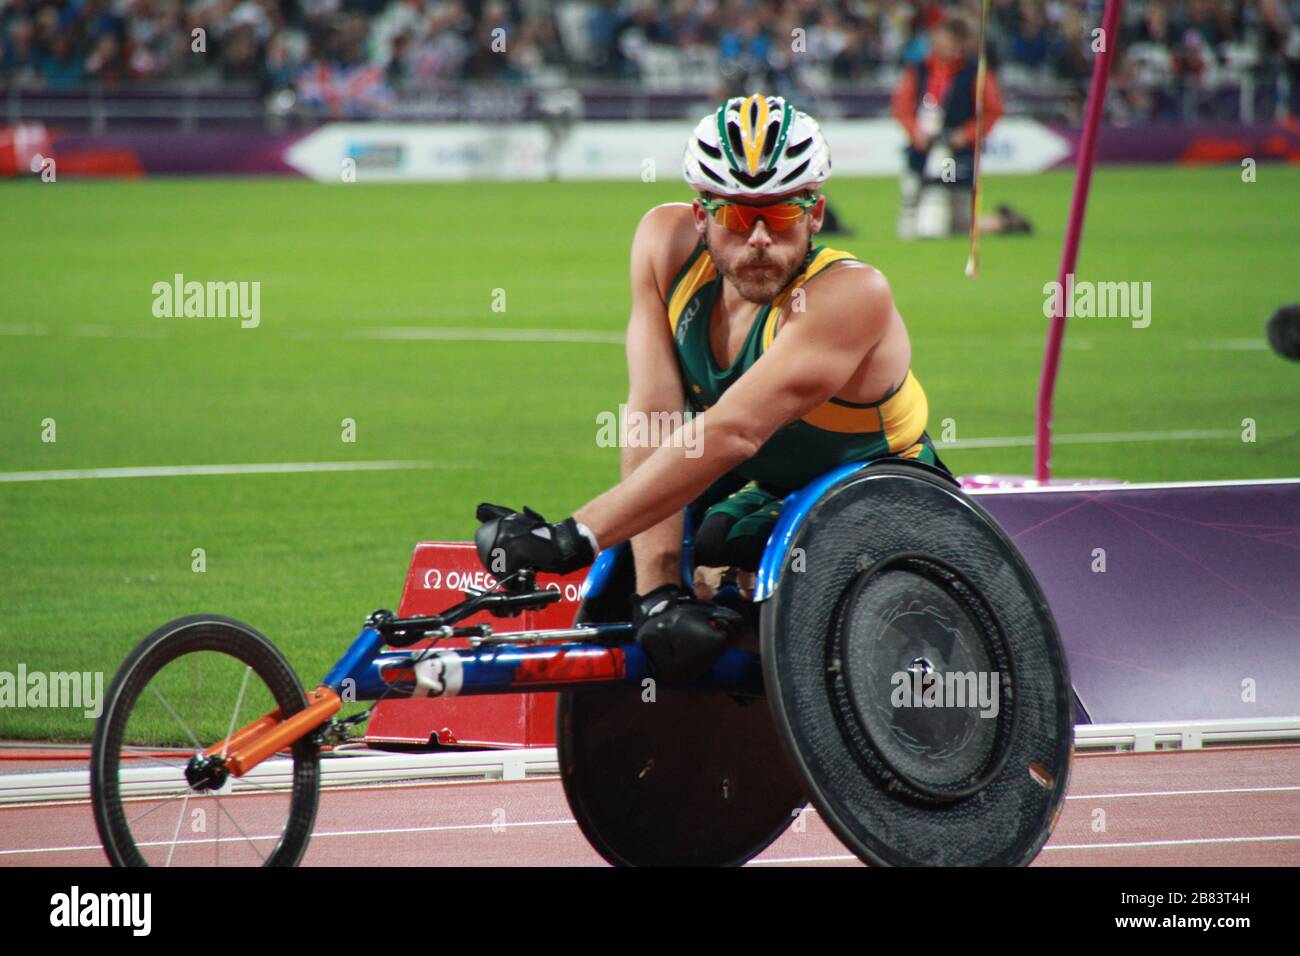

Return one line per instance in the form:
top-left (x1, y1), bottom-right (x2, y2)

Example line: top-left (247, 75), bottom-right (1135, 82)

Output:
top-left (761, 463), bottom-right (1073, 866)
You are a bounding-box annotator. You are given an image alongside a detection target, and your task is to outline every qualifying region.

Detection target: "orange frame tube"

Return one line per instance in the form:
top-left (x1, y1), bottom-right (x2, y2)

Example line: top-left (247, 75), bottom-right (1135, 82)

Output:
top-left (203, 711), bottom-right (282, 759)
top-left (203, 686), bottom-right (341, 777)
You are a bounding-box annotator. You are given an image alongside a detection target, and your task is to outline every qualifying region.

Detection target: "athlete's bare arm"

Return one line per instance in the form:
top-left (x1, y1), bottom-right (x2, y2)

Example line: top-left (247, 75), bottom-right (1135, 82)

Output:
top-left (575, 258), bottom-right (896, 552)
top-left (619, 203), bottom-right (702, 593)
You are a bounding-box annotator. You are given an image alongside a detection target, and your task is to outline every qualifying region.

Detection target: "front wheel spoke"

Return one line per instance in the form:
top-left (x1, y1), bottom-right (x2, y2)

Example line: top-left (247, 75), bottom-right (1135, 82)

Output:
top-left (215, 798), bottom-right (269, 864)
top-left (164, 792), bottom-right (192, 868)
top-left (221, 667), bottom-right (253, 760)
top-left (126, 785), bottom-right (202, 828)
top-left (148, 685), bottom-right (203, 751)
top-left (119, 746), bottom-right (192, 774)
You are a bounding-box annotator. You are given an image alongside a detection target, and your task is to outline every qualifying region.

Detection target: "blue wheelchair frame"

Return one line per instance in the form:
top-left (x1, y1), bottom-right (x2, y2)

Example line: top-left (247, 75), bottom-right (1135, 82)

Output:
top-left (317, 460), bottom-right (948, 708)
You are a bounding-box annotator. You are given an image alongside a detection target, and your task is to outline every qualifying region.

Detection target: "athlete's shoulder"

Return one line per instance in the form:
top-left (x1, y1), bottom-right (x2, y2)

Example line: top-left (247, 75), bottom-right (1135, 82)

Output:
top-left (796, 254), bottom-right (896, 335)
top-left (809, 253), bottom-right (893, 306)
top-left (632, 203), bottom-right (702, 302)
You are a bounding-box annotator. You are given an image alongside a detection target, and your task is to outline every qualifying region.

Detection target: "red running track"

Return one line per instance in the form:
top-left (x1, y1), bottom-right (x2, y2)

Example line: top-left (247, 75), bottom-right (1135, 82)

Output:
top-left (2, 746), bottom-right (1297, 866)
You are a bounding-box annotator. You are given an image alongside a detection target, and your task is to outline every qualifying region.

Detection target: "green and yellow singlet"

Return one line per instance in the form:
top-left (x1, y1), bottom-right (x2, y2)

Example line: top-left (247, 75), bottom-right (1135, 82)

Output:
top-left (667, 242), bottom-right (933, 490)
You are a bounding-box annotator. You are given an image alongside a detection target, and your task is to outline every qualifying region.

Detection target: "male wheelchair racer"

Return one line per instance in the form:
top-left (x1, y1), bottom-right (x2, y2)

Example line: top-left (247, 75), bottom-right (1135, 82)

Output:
top-left (91, 456), bottom-right (1073, 867)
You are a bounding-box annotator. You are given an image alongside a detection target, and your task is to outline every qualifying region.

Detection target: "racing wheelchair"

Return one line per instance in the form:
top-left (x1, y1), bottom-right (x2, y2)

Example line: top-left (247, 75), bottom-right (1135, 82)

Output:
top-left (90, 458), bottom-right (1073, 867)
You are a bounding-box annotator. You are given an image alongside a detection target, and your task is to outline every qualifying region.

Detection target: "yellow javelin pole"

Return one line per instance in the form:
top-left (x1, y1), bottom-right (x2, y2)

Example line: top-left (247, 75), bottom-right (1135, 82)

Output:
top-left (965, 0), bottom-right (992, 278)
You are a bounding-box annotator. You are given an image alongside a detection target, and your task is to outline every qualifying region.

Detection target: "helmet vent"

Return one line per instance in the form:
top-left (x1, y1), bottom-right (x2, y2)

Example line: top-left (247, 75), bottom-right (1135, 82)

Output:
top-left (761, 120), bottom-right (781, 162)
top-left (726, 124), bottom-right (746, 165)
top-left (778, 159), bottom-right (811, 185)
top-left (785, 137), bottom-right (812, 158)
top-left (730, 167), bottom-right (778, 188)
top-left (698, 162), bottom-right (727, 185)
top-left (696, 138), bottom-right (723, 160)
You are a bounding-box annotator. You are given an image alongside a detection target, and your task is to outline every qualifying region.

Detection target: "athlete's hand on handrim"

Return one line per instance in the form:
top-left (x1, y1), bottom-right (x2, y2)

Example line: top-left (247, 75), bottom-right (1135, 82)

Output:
top-left (474, 503), bottom-right (599, 576)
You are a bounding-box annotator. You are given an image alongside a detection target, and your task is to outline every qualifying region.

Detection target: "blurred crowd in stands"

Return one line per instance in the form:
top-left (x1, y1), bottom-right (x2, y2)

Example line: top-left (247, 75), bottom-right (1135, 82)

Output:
top-left (3, 0), bottom-right (1298, 122)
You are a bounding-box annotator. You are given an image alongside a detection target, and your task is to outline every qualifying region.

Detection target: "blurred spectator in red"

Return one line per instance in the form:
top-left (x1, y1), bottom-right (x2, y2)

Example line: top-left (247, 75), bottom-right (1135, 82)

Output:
top-left (892, 15), bottom-right (1029, 239)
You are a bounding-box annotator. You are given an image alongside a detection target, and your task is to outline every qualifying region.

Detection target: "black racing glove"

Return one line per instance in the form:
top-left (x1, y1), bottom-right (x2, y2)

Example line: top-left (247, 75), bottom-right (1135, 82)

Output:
top-left (474, 503), bottom-right (598, 576)
top-left (632, 584), bottom-right (744, 683)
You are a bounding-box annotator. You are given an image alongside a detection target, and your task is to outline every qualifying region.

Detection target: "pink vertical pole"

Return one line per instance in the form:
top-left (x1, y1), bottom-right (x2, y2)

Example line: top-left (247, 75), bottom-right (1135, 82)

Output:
top-left (1034, 0), bottom-right (1125, 481)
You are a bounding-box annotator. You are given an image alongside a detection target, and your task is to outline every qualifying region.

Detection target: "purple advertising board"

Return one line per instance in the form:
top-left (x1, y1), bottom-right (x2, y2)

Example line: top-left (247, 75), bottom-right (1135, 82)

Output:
top-left (974, 480), bottom-right (1300, 725)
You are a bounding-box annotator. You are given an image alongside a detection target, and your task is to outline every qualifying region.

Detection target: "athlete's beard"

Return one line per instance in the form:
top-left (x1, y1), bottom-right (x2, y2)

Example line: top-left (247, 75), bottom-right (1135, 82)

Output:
top-left (706, 233), bottom-right (812, 304)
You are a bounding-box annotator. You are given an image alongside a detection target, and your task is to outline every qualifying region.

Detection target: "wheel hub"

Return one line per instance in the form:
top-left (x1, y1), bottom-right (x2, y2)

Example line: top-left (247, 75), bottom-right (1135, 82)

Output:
top-left (184, 753), bottom-right (230, 792)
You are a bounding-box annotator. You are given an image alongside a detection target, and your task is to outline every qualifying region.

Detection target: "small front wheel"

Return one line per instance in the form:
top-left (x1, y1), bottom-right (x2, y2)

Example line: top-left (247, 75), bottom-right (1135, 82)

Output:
top-left (91, 615), bottom-right (320, 867)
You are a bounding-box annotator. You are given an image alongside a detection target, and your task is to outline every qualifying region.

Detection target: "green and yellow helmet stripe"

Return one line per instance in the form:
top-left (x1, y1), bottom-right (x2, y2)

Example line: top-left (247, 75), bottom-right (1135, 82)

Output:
top-left (766, 101), bottom-right (795, 174)
top-left (715, 101), bottom-right (740, 175)
top-left (686, 93), bottom-right (830, 196)
top-left (738, 93), bottom-right (770, 174)
top-left (716, 95), bottom-right (796, 177)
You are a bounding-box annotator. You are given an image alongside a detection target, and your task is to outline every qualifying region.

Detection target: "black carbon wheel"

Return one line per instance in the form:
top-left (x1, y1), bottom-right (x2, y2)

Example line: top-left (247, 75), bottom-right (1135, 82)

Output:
top-left (91, 615), bottom-right (320, 867)
top-left (556, 547), bottom-right (806, 866)
top-left (760, 462), bottom-right (1073, 866)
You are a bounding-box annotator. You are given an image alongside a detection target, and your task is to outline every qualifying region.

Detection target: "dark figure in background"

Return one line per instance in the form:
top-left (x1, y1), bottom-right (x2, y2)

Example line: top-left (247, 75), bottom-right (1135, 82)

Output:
top-left (891, 16), bottom-right (1031, 239)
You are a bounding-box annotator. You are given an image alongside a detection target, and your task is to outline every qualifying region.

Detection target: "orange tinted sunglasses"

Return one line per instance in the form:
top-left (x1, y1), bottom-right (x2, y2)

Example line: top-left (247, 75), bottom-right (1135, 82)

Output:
top-left (699, 195), bottom-right (818, 234)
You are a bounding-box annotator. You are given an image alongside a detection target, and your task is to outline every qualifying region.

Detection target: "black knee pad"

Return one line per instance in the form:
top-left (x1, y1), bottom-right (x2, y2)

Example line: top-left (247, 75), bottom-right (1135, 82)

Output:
top-left (693, 511), bottom-right (737, 567)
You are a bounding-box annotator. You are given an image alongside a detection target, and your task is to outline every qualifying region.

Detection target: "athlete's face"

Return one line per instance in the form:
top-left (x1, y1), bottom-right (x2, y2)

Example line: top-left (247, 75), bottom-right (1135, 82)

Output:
top-left (693, 190), bottom-right (825, 304)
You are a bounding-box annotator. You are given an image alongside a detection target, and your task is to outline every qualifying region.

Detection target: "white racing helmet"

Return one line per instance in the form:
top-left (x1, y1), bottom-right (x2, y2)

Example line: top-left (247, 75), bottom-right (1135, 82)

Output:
top-left (683, 94), bottom-right (832, 197)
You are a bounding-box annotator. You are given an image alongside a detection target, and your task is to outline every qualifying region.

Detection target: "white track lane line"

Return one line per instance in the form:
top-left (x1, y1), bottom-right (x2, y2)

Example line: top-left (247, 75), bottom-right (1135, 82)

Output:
top-left (750, 834), bottom-right (1300, 862)
top-left (0, 428), bottom-right (1248, 485)
top-left (0, 322), bottom-right (1273, 353)
top-left (0, 774), bottom-right (566, 810)
top-left (750, 854), bottom-right (858, 865)
top-left (1184, 339), bottom-right (1269, 350)
top-left (1067, 785), bottom-right (1300, 800)
top-left (7, 781), bottom-right (1295, 813)
top-left (358, 327), bottom-right (625, 344)
top-left (0, 460), bottom-right (445, 483)
top-left (940, 428), bottom-right (1240, 450)
top-left (1044, 834), bottom-right (1300, 851)
top-left (0, 323), bottom-right (161, 338)
top-left (0, 817), bottom-right (581, 857)
top-left (7, 816), bottom-right (1299, 859)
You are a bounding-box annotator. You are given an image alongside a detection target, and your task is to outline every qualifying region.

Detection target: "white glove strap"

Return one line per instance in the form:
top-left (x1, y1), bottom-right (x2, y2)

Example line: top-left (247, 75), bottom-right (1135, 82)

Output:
top-left (574, 521), bottom-right (600, 555)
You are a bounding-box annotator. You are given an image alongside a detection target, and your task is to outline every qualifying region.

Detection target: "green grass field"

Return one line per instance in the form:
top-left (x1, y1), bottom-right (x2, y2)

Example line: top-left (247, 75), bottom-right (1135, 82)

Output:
top-left (2, 166), bottom-right (1297, 741)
